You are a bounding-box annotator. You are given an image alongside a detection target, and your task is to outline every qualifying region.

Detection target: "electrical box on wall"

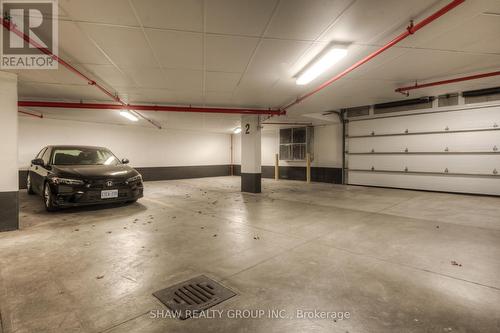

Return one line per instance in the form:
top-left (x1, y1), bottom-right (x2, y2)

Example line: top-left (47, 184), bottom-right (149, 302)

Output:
top-left (279, 127), bottom-right (314, 161)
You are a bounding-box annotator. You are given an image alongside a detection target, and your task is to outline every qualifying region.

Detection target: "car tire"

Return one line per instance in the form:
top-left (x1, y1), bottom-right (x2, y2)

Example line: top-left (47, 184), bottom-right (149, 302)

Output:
top-left (27, 173), bottom-right (35, 195)
top-left (43, 182), bottom-right (58, 212)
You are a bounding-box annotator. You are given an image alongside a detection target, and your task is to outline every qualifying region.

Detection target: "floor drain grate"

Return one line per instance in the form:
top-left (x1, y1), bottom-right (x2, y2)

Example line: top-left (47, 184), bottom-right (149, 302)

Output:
top-left (153, 275), bottom-right (236, 320)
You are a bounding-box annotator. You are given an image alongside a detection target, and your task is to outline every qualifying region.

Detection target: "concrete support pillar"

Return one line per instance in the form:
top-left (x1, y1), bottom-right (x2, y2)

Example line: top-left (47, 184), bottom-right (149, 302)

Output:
top-left (0, 72), bottom-right (18, 232)
top-left (240, 115), bottom-right (261, 193)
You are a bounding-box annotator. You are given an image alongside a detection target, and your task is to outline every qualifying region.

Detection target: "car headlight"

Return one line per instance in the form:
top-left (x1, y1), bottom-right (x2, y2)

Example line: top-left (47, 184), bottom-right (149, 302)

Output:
top-left (50, 177), bottom-right (84, 185)
top-left (126, 174), bottom-right (142, 183)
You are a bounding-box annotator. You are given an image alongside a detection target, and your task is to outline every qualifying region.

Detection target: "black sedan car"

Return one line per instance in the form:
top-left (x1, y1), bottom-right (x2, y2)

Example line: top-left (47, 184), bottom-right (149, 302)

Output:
top-left (27, 145), bottom-right (144, 211)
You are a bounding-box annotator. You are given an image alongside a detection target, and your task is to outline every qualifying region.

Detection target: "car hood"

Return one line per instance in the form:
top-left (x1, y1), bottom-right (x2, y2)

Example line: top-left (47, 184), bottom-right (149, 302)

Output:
top-left (51, 164), bottom-right (139, 180)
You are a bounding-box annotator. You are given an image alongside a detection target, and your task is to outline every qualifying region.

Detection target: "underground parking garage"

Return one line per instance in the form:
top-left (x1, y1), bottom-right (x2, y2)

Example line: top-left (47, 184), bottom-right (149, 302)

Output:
top-left (1, 0), bottom-right (500, 332)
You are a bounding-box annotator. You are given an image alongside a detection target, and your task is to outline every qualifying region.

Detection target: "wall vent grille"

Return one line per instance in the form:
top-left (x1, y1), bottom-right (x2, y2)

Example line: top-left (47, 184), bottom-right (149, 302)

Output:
top-left (344, 105), bottom-right (370, 118)
top-left (374, 97), bottom-right (434, 114)
top-left (463, 86), bottom-right (500, 104)
top-left (438, 93), bottom-right (459, 107)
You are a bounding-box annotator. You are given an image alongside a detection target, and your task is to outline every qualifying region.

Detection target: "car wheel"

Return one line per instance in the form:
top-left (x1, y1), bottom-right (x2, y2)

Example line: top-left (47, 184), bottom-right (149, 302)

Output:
top-left (27, 173), bottom-right (35, 195)
top-left (43, 182), bottom-right (58, 212)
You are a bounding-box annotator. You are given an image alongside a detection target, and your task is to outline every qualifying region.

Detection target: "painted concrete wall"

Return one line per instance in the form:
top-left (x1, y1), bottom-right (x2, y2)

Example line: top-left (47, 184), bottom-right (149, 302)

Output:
top-left (0, 71), bottom-right (19, 231)
top-left (0, 72), bottom-right (18, 192)
top-left (233, 124), bottom-right (343, 168)
top-left (19, 118), bottom-right (342, 174)
top-left (18, 117), bottom-right (232, 169)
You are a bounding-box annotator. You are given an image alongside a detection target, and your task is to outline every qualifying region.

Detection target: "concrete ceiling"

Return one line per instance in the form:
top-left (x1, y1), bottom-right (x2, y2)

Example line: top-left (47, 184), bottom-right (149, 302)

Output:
top-left (12, 0), bottom-right (500, 131)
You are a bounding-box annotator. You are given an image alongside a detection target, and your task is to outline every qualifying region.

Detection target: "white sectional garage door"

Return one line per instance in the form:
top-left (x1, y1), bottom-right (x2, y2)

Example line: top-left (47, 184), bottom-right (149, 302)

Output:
top-left (346, 105), bottom-right (500, 196)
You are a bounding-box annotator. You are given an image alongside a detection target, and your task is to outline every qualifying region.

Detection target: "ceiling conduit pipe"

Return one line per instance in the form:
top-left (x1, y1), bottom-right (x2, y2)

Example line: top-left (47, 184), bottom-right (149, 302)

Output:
top-left (280, 0), bottom-right (465, 112)
top-left (18, 110), bottom-right (43, 118)
top-left (262, 122), bottom-right (313, 126)
top-left (395, 70), bottom-right (500, 94)
top-left (17, 101), bottom-right (284, 115)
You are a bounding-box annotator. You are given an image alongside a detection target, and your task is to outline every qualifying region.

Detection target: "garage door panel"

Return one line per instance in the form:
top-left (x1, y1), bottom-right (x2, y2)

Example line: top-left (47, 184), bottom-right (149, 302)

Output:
top-left (348, 106), bottom-right (500, 136)
top-left (349, 172), bottom-right (500, 196)
top-left (347, 105), bottom-right (500, 195)
top-left (348, 131), bottom-right (500, 153)
top-left (349, 155), bottom-right (499, 174)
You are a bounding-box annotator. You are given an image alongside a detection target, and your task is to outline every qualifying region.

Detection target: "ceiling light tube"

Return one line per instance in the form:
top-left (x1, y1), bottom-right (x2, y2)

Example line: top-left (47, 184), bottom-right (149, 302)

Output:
top-left (233, 127), bottom-right (242, 134)
top-left (296, 47), bottom-right (348, 85)
top-left (120, 110), bottom-right (139, 122)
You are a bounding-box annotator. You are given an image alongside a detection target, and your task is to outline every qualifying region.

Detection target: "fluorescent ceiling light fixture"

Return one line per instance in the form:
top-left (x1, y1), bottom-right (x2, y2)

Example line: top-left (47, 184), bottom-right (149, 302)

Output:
top-left (120, 110), bottom-right (139, 122)
top-left (233, 127), bottom-right (242, 134)
top-left (296, 47), bottom-right (348, 85)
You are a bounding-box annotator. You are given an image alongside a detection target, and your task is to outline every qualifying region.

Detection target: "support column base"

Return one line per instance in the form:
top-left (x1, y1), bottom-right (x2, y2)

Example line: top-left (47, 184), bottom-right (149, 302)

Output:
top-left (0, 191), bottom-right (19, 232)
top-left (241, 173), bottom-right (261, 193)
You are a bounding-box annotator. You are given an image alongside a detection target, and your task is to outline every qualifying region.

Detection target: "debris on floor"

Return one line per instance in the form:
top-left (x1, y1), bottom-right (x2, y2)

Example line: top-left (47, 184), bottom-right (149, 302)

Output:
top-left (106, 231), bottom-right (112, 234)
top-left (451, 260), bottom-right (462, 267)
top-left (96, 275), bottom-right (104, 279)
top-left (253, 236), bottom-right (260, 240)
top-left (74, 228), bottom-right (79, 232)
top-left (213, 234), bottom-right (217, 237)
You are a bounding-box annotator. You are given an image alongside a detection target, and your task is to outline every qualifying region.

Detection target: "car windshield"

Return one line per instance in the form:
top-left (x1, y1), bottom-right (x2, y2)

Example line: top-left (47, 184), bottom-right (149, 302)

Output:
top-left (51, 147), bottom-right (121, 166)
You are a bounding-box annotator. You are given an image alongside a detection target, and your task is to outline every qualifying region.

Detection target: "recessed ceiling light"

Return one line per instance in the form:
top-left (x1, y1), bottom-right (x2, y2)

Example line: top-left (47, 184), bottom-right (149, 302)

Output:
top-left (233, 127), bottom-right (242, 134)
top-left (296, 46), bottom-right (348, 85)
top-left (120, 110), bottom-right (139, 122)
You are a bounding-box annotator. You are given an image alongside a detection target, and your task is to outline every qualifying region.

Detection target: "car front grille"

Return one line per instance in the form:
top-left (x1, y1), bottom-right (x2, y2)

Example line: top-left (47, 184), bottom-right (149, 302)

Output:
top-left (86, 179), bottom-right (128, 190)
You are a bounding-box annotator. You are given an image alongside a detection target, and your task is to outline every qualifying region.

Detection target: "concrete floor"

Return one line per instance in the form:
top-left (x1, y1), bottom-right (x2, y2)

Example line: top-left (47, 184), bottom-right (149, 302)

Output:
top-left (1, 176), bottom-right (500, 333)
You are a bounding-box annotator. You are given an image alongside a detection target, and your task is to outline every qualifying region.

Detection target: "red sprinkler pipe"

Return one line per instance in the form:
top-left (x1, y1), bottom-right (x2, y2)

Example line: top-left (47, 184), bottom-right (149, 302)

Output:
top-left (0, 16), bottom-right (167, 127)
top-left (395, 70), bottom-right (500, 93)
top-left (17, 101), bottom-right (284, 115)
top-left (280, 0), bottom-right (465, 112)
top-left (1, 17), bottom-right (284, 119)
top-left (0, 17), bottom-right (122, 104)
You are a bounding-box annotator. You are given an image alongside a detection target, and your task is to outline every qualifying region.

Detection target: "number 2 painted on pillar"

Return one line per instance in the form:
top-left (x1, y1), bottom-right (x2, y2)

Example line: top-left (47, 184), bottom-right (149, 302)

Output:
top-left (245, 123), bottom-right (250, 134)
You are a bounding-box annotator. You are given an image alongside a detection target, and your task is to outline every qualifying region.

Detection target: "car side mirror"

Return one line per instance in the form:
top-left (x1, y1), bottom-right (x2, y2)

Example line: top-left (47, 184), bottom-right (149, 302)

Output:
top-left (121, 158), bottom-right (129, 164)
top-left (31, 158), bottom-right (44, 166)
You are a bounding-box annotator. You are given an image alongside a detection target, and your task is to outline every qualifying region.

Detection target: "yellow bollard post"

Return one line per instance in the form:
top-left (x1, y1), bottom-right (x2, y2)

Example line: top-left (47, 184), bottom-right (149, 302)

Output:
top-left (275, 153), bottom-right (279, 180)
top-left (306, 153), bottom-right (311, 183)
